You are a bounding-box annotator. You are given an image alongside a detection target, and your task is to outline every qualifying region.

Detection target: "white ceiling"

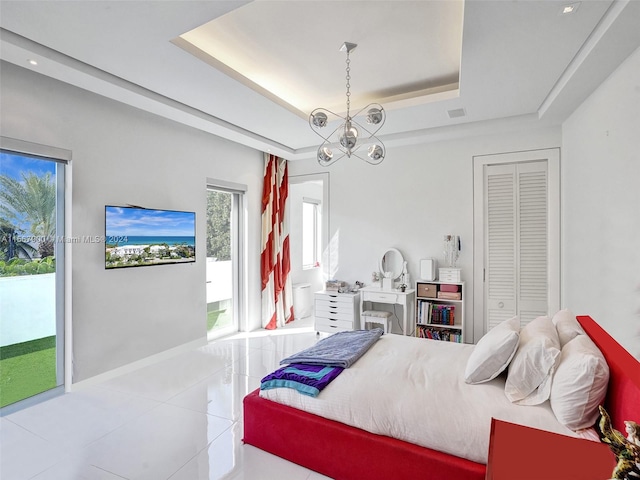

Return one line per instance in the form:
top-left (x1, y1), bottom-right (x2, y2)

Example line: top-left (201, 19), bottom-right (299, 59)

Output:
top-left (1, 0), bottom-right (639, 161)
top-left (174, 1), bottom-right (464, 118)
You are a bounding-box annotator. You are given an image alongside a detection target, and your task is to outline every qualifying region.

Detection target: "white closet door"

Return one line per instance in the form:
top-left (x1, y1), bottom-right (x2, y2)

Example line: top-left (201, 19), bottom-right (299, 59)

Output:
top-left (485, 164), bottom-right (517, 329)
top-left (516, 162), bottom-right (549, 323)
top-left (484, 160), bottom-right (549, 330)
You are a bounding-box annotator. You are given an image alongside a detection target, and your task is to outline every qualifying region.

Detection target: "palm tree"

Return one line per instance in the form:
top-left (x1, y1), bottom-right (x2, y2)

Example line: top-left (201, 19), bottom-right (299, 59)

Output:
top-left (0, 220), bottom-right (37, 260)
top-left (0, 172), bottom-right (56, 258)
top-left (206, 190), bottom-right (231, 261)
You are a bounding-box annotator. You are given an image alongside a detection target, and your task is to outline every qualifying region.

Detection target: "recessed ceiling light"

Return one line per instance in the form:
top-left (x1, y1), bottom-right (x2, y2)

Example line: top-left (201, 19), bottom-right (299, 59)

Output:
top-left (560, 2), bottom-right (580, 14)
top-left (28, 59), bottom-right (38, 66)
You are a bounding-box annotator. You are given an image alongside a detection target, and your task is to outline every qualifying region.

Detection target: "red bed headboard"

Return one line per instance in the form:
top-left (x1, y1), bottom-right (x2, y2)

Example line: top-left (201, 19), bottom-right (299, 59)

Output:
top-left (578, 315), bottom-right (640, 433)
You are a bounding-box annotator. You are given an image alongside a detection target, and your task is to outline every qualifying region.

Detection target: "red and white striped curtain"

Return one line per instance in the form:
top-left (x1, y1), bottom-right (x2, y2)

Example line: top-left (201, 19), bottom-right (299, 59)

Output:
top-left (261, 153), bottom-right (293, 329)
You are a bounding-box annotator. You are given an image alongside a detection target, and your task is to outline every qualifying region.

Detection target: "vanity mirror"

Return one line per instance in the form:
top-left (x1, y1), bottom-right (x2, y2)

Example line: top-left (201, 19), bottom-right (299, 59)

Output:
top-left (380, 248), bottom-right (405, 281)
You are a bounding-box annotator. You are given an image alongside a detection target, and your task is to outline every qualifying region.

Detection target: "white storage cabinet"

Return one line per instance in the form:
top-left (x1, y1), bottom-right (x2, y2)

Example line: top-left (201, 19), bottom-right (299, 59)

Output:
top-left (314, 291), bottom-right (360, 334)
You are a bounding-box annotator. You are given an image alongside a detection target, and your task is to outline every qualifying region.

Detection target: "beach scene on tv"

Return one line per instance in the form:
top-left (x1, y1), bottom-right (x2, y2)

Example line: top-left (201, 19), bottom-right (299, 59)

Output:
top-left (105, 206), bottom-right (195, 269)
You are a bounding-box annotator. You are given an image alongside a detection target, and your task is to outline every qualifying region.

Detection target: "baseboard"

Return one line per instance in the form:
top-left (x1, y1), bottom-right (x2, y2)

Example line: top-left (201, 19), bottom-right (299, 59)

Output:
top-left (69, 337), bottom-right (208, 391)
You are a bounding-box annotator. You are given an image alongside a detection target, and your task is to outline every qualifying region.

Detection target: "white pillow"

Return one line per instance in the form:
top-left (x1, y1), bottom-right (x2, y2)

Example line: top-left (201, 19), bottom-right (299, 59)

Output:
top-left (552, 309), bottom-right (585, 347)
top-left (464, 316), bottom-right (520, 384)
top-left (550, 334), bottom-right (609, 430)
top-left (505, 316), bottom-right (561, 405)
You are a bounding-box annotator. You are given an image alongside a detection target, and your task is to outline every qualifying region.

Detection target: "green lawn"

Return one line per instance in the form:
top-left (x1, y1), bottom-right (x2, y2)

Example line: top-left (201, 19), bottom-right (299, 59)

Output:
top-left (207, 308), bottom-right (233, 332)
top-left (0, 336), bottom-right (57, 408)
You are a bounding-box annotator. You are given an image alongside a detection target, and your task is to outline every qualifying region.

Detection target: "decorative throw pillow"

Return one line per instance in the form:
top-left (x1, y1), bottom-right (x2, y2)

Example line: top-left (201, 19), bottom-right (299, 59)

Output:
top-left (550, 334), bottom-right (609, 430)
top-left (505, 315), bottom-right (561, 405)
top-left (552, 309), bottom-right (585, 348)
top-left (464, 316), bottom-right (520, 384)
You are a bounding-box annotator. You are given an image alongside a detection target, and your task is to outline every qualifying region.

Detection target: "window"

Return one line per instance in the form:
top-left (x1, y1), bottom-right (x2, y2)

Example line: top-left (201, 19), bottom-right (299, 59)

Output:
top-left (302, 197), bottom-right (321, 269)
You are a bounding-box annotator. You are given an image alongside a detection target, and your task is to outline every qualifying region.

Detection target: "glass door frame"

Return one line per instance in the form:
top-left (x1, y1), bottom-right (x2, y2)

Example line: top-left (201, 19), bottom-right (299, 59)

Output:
top-left (0, 136), bottom-right (72, 415)
top-left (206, 178), bottom-right (246, 340)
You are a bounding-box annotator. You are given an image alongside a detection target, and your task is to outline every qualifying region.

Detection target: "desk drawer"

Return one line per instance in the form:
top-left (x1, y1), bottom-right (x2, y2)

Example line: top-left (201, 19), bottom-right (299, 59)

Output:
top-left (315, 317), bottom-right (354, 330)
top-left (315, 293), bottom-right (354, 305)
top-left (363, 291), bottom-right (398, 304)
top-left (315, 301), bottom-right (353, 315)
top-left (314, 307), bottom-right (354, 322)
top-left (316, 324), bottom-right (351, 334)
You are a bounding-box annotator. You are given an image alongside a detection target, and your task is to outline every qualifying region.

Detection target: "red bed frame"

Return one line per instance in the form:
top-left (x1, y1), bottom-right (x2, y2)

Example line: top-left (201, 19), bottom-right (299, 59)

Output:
top-left (243, 315), bottom-right (640, 480)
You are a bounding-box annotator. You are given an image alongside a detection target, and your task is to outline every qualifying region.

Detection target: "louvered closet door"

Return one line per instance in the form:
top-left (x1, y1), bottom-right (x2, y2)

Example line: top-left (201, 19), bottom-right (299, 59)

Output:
top-left (485, 164), bottom-right (517, 329)
top-left (517, 162), bottom-right (549, 324)
top-left (484, 161), bottom-right (548, 330)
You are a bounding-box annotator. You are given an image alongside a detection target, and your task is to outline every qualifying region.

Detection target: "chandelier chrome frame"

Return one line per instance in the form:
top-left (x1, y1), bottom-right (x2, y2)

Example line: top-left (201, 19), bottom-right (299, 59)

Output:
top-left (309, 42), bottom-right (386, 167)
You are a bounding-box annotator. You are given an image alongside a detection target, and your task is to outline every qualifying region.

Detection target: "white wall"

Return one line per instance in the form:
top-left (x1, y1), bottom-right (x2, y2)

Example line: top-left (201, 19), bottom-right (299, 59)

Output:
top-left (290, 127), bottom-right (562, 343)
top-left (0, 61), bottom-right (264, 382)
top-left (0, 274), bottom-right (56, 346)
top-left (288, 180), bottom-right (324, 293)
top-left (562, 46), bottom-right (640, 358)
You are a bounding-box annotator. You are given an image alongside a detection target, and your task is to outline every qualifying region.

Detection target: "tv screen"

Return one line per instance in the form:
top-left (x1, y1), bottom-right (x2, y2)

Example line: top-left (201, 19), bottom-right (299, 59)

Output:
top-left (105, 205), bottom-right (195, 269)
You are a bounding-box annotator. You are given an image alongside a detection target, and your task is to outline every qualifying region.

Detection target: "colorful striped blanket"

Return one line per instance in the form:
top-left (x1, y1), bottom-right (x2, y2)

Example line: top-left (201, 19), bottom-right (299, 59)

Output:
top-left (260, 364), bottom-right (344, 397)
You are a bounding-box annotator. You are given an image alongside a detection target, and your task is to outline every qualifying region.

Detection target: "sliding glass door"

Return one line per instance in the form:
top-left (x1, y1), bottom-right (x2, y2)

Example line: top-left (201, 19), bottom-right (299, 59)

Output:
top-left (206, 182), bottom-right (244, 339)
top-left (0, 149), bottom-right (65, 410)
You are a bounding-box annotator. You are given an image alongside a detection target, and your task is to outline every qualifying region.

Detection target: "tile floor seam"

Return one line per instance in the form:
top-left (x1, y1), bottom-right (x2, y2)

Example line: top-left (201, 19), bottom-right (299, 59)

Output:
top-left (3, 416), bottom-right (53, 444)
top-left (91, 463), bottom-right (131, 480)
top-left (158, 396), bottom-right (234, 423)
top-left (158, 367), bottom-right (236, 406)
top-left (162, 417), bottom-right (239, 480)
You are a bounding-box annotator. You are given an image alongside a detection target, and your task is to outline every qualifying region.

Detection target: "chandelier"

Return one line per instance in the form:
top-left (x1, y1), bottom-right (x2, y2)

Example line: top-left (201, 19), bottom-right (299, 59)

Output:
top-left (309, 42), bottom-right (386, 167)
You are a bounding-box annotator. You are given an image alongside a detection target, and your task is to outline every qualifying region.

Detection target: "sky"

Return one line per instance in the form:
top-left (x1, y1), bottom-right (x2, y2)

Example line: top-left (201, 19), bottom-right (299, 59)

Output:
top-left (0, 152), bottom-right (57, 180)
top-left (105, 206), bottom-right (195, 237)
top-left (0, 152), bottom-right (57, 233)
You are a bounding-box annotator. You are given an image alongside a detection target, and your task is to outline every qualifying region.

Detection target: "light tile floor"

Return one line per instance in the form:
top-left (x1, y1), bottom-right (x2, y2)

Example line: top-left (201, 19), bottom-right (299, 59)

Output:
top-left (0, 317), bottom-right (333, 480)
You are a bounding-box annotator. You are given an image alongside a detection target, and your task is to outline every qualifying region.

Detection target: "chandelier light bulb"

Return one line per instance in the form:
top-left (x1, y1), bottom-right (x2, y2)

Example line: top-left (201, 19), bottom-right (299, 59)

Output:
top-left (368, 144), bottom-right (384, 161)
top-left (339, 122), bottom-right (358, 150)
top-left (318, 147), bottom-right (333, 163)
top-left (366, 108), bottom-right (383, 125)
top-left (312, 111), bottom-right (328, 128)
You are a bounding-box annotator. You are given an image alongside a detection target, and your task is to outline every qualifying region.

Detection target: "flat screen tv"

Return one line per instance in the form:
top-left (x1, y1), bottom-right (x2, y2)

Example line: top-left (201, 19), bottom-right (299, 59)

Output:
top-left (105, 205), bottom-right (195, 269)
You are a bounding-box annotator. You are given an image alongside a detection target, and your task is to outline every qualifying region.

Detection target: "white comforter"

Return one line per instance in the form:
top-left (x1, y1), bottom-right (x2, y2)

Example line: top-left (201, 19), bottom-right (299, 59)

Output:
top-left (260, 333), bottom-right (579, 464)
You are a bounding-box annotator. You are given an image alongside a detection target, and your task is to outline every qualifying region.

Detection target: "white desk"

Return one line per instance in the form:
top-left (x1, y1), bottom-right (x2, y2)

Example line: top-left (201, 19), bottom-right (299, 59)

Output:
top-left (358, 286), bottom-right (416, 336)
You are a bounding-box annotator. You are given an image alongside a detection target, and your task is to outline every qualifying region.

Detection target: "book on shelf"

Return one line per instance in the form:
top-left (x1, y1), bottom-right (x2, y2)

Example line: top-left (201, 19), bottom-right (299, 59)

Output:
top-left (416, 325), bottom-right (462, 343)
top-left (417, 300), bottom-right (432, 324)
top-left (431, 304), bottom-right (455, 325)
top-left (417, 302), bottom-right (456, 325)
